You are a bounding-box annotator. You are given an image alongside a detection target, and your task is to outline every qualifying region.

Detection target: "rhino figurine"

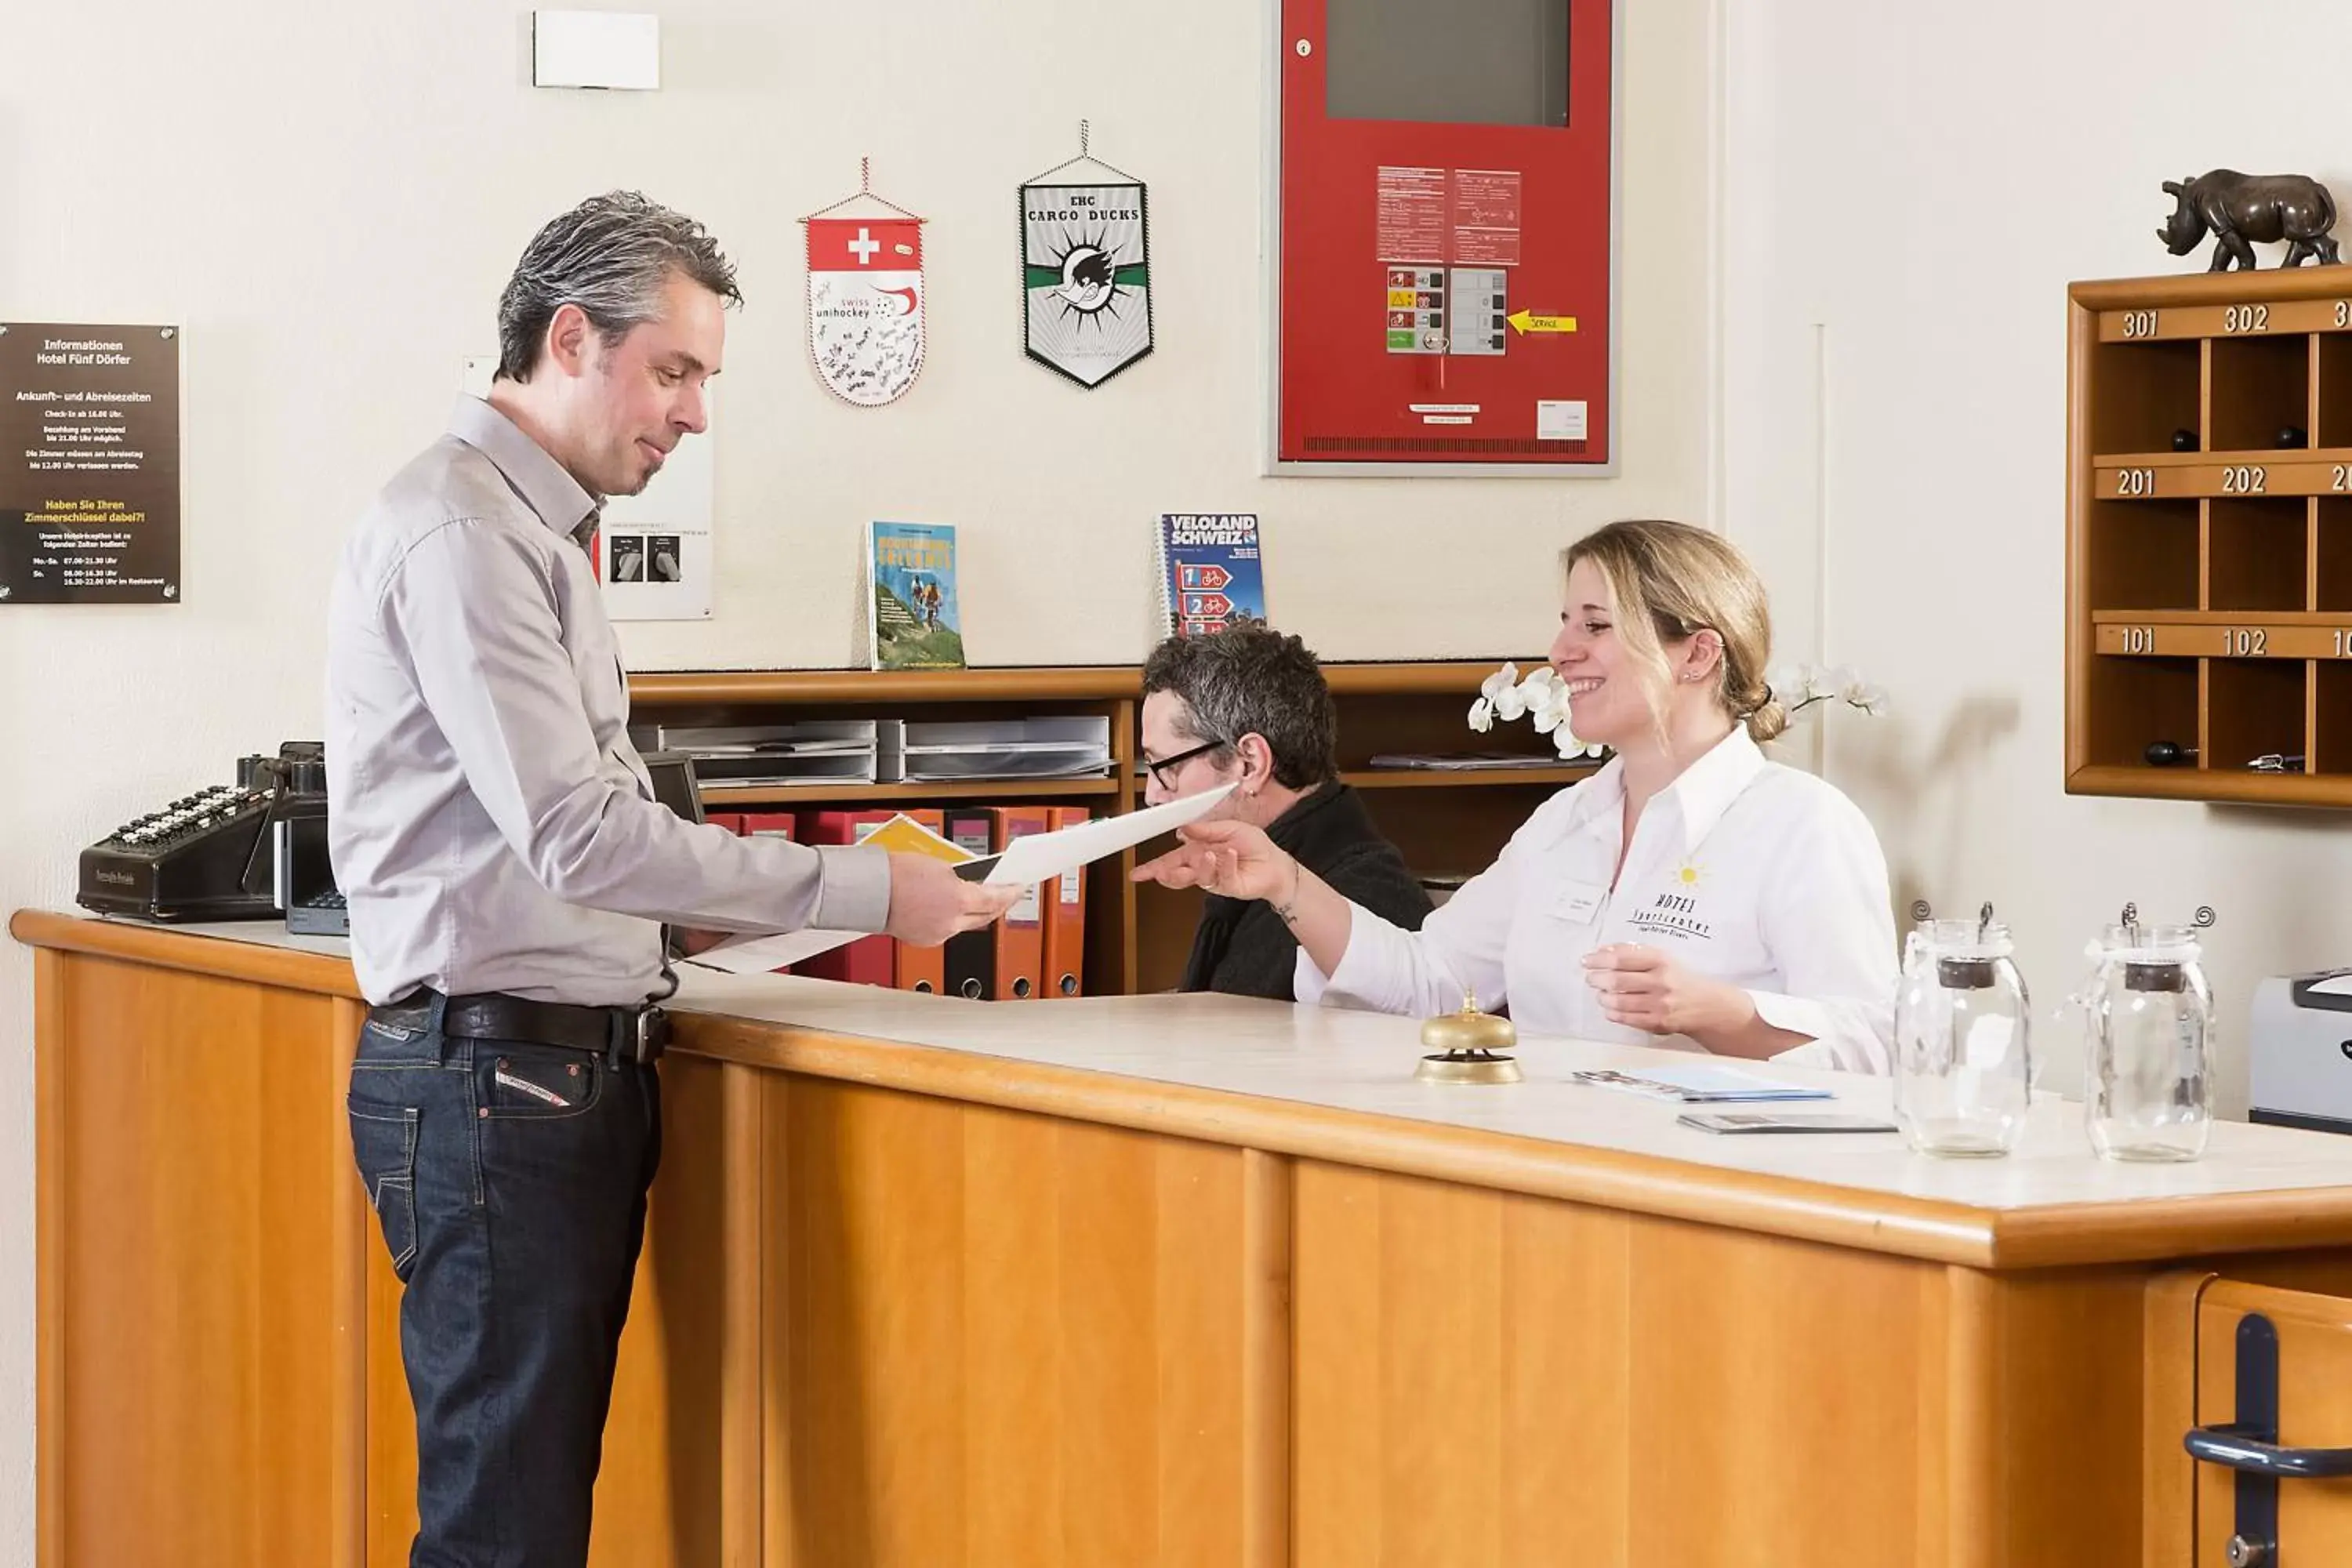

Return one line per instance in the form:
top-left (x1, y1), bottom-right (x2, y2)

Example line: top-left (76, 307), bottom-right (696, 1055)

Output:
top-left (2160, 170), bottom-right (2340, 270)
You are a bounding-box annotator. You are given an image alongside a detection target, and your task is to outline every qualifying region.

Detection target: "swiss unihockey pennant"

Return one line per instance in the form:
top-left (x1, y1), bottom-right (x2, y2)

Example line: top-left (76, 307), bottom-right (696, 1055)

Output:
top-left (806, 216), bottom-right (925, 406)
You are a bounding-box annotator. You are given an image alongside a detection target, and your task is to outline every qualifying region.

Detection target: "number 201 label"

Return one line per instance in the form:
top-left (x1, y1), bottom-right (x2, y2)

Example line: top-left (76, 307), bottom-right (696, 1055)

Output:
top-left (2116, 468), bottom-right (2155, 496)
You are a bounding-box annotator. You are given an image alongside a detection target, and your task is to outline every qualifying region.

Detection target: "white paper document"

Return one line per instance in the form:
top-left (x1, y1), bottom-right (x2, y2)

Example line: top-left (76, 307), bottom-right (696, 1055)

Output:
top-left (684, 784), bottom-right (1235, 978)
top-left (979, 783), bottom-right (1232, 887)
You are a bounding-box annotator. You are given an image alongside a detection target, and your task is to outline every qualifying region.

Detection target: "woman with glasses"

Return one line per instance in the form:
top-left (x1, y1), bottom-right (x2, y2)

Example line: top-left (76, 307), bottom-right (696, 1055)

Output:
top-left (1139, 624), bottom-right (1433, 1000)
top-left (1135, 520), bottom-right (1896, 1073)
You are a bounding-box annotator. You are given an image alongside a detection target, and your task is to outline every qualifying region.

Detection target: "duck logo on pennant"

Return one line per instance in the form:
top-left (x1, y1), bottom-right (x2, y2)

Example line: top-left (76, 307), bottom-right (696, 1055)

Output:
top-left (1019, 180), bottom-right (1152, 389)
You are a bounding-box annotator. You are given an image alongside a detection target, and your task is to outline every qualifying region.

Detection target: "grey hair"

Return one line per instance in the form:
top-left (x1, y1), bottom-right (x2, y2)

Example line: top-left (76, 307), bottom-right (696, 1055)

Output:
top-left (1142, 623), bottom-right (1337, 789)
top-left (495, 191), bottom-right (742, 383)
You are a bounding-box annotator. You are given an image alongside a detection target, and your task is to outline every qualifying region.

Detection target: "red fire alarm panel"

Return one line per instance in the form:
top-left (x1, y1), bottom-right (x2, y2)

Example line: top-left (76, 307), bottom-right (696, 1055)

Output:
top-left (1272, 0), bottom-right (1618, 473)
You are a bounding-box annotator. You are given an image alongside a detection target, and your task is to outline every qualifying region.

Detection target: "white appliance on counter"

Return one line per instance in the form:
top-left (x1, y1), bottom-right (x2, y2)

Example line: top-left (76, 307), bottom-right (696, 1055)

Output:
top-left (2250, 970), bottom-right (2352, 1134)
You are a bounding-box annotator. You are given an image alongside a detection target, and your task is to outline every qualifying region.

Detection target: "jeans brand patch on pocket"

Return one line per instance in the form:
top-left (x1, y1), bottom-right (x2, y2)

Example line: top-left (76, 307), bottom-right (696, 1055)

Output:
top-left (494, 1068), bottom-right (572, 1109)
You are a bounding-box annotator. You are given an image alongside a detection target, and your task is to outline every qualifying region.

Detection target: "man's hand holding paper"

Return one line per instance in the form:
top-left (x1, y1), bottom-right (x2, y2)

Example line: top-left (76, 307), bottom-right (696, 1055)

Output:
top-left (887, 855), bottom-right (1022, 946)
top-left (687, 784), bottom-right (1235, 977)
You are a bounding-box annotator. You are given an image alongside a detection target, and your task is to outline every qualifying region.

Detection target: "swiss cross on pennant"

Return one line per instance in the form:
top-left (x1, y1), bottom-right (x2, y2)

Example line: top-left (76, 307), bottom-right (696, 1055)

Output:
top-left (805, 214), bottom-right (926, 407)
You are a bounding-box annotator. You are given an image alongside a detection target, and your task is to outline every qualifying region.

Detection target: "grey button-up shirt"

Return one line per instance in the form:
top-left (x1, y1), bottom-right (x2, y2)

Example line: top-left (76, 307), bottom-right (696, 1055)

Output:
top-left (326, 396), bottom-right (891, 1007)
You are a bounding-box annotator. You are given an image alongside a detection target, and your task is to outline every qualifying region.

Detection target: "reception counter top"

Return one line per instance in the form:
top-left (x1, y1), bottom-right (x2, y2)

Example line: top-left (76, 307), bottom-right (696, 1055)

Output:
top-left (20, 906), bottom-right (2352, 1568)
top-left (22, 908), bottom-right (2352, 1270)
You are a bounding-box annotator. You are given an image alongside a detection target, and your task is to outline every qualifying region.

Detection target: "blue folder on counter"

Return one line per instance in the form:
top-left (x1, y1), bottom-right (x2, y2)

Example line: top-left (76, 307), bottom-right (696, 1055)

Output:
top-left (1570, 1065), bottom-right (1833, 1104)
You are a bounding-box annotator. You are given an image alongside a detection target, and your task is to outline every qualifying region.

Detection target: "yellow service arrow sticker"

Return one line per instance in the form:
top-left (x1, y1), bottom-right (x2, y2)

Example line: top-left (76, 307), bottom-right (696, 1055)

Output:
top-left (1506, 310), bottom-right (1577, 335)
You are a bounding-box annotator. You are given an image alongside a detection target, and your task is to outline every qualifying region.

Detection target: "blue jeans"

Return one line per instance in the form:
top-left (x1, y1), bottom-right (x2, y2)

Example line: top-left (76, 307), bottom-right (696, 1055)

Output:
top-left (348, 997), bottom-right (662, 1568)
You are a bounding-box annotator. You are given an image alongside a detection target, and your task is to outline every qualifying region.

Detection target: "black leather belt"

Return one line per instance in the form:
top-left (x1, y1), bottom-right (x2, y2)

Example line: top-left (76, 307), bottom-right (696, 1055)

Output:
top-left (377, 987), bottom-right (670, 1068)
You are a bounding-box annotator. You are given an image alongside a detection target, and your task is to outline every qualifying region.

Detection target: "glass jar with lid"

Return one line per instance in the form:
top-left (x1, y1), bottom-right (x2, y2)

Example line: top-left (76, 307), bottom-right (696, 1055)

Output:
top-left (1892, 916), bottom-right (2033, 1156)
top-left (2079, 921), bottom-right (2213, 1163)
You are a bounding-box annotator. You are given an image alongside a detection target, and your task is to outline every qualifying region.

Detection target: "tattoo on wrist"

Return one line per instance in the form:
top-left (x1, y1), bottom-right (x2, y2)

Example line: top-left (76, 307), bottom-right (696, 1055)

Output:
top-left (1271, 860), bottom-right (1304, 927)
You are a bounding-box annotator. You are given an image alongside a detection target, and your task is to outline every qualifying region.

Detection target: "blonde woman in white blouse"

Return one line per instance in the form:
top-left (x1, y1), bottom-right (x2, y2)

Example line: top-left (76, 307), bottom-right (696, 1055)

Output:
top-left (1134, 518), bottom-right (1898, 1073)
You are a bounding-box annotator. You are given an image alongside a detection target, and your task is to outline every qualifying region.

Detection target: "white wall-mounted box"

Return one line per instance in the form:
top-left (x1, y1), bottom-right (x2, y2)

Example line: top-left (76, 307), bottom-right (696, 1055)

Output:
top-left (532, 11), bottom-right (660, 91)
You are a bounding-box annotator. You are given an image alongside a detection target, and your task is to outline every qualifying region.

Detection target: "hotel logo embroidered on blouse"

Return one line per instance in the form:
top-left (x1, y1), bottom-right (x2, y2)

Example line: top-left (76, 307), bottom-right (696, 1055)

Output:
top-left (1629, 886), bottom-right (1713, 943)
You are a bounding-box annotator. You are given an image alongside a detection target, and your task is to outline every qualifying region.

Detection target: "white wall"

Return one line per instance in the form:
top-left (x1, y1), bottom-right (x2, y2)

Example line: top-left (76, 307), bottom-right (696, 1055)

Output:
top-left (0, 0), bottom-right (1717, 1542)
top-left (1722, 0), bottom-right (2352, 1112)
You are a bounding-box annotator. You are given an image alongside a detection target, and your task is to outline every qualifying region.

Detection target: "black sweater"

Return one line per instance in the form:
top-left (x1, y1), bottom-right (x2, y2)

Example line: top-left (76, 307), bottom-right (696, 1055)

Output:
top-left (1178, 782), bottom-right (1434, 1002)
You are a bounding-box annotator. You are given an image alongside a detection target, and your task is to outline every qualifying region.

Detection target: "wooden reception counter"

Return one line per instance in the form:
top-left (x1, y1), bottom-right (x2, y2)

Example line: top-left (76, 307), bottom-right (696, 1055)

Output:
top-left (21, 908), bottom-right (2352, 1568)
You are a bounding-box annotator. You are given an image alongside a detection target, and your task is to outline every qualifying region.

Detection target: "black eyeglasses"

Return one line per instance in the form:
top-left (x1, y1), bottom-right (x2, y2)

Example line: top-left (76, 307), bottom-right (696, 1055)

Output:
top-left (1142, 737), bottom-right (1227, 790)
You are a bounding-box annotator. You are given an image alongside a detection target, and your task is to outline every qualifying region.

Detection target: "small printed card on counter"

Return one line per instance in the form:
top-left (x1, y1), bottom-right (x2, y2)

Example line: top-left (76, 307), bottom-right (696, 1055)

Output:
top-left (1569, 1065), bottom-right (1831, 1104)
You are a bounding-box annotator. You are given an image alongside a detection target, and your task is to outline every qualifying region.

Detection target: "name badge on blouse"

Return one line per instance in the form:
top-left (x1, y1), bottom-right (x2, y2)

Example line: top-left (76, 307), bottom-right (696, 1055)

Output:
top-left (1552, 879), bottom-right (1606, 925)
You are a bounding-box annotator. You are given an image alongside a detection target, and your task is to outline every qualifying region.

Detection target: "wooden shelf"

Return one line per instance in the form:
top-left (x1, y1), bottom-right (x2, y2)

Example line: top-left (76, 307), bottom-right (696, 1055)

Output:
top-left (2067, 764), bottom-right (2343, 808)
top-left (700, 778), bottom-right (1120, 807)
top-left (627, 659), bottom-right (1541, 709)
top-left (2068, 270), bottom-right (2352, 807)
top-left (631, 666), bottom-right (1140, 706)
top-left (1341, 765), bottom-right (1597, 789)
top-left (2090, 612), bottom-right (2352, 662)
top-left (2093, 451), bottom-right (2352, 500)
top-left (2075, 268), bottom-right (2352, 318)
top-left (617, 662), bottom-right (1555, 993)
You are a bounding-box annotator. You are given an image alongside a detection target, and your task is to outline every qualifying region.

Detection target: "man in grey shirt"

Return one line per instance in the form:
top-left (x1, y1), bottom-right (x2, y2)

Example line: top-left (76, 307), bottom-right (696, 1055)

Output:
top-left (328, 191), bottom-right (1016, 1566)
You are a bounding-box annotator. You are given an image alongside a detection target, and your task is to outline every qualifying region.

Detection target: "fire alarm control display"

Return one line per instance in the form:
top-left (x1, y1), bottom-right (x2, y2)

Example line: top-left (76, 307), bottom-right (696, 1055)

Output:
top-left (1275, 0), bottom-right (1617, 473)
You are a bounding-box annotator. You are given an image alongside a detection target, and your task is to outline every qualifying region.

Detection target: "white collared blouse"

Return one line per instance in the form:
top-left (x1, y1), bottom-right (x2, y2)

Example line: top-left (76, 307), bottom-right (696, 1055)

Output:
top-left (1297, 728), bottom-right (1898, 1073)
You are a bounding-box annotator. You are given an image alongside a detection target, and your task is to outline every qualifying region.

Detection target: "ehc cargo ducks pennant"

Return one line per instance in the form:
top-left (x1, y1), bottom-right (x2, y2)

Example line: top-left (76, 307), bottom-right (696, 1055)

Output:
top-left (1018, 122), bottom-right (1152, 389)
top-left (803, 160), bottom-right (927, 407)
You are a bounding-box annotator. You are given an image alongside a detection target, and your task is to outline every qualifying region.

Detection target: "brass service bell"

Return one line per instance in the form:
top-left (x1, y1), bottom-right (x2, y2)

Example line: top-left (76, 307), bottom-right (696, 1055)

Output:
top-left (1416, 993), bottom-right (1522, 1084)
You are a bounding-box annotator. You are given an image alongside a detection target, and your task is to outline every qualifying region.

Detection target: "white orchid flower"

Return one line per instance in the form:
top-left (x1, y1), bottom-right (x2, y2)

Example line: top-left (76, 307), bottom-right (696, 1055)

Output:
top-left (1761, 659), bottom-right (1886, 723)
top-left (1553, 722), bottom-right (1604, 760)
top-left (1466, 659), bottom-right (1607, 759)
top-left (1767, 661), bottom-right (1821, 704)
top-left (1472, 660), bottom-right (1527, 722)
top-left (1516, 665), bottom-right (1566, 706)
top-left (1521, 669), bottom-right (1570, 732)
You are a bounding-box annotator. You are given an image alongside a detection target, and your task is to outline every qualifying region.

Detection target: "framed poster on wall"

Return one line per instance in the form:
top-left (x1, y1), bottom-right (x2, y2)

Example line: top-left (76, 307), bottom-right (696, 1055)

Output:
top-left (1269, 0), bottom-right (1620, 475)
top-left (0, 324), bottom-right (182, 601)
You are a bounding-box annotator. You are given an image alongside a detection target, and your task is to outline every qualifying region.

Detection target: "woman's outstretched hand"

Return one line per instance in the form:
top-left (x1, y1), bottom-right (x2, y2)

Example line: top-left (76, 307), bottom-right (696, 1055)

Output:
top-left (1131, 818), bottom-right (1298, 904)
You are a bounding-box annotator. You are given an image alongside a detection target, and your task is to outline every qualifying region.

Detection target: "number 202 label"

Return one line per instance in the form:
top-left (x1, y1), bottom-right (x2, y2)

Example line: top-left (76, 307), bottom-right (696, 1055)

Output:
top-left (2223, 465), bottom-right (2267, 494)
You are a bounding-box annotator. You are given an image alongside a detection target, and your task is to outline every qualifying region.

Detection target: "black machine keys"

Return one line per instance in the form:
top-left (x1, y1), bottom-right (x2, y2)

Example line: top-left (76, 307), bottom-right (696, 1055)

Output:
top-left (78, 742), bottom-right (332, 923)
